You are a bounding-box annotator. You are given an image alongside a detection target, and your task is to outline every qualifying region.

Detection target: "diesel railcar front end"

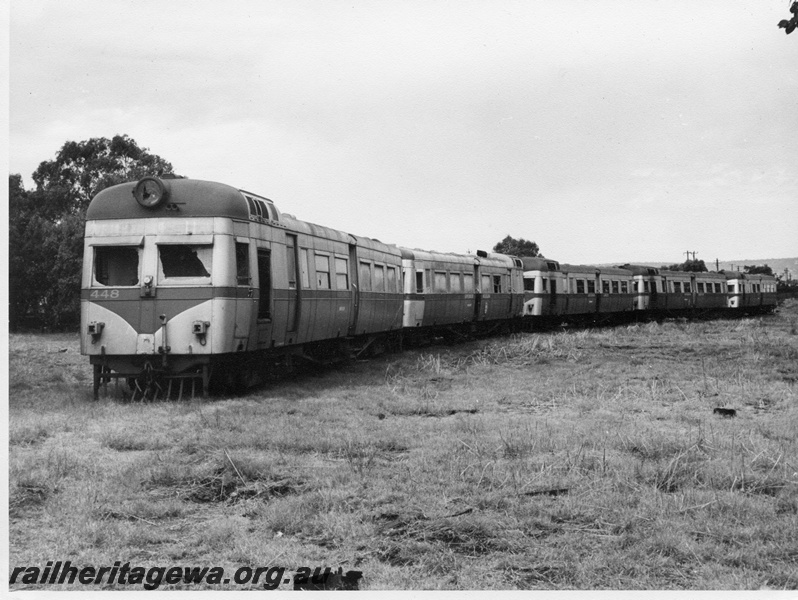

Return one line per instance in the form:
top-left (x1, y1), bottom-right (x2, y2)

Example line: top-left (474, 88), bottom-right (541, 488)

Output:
top-left (81, 177), bottom-right (271, 398)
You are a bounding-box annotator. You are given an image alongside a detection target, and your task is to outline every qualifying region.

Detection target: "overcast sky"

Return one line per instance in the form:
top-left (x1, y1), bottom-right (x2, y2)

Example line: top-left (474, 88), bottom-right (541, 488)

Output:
top-left (9, 1), bottom-right (798, 264)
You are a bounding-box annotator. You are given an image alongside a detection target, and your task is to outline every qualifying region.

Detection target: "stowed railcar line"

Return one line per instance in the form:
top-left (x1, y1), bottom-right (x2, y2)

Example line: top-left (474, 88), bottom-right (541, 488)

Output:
top-left (81, 177), bottom-right (778, 399)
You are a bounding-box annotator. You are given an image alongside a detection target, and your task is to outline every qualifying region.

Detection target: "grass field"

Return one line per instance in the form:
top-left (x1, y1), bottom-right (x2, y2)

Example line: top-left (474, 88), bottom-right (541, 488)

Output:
top-left (8, 301), bottom-right (798, 590)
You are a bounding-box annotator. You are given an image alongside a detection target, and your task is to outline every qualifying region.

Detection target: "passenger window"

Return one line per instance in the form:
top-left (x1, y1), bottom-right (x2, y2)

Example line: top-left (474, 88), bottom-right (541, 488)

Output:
top-left (360, 262), bottom-right (372, 291)
top-left (94, 246), bottom-right (139, 286)
top-left (450, 272), bottom-right (462, 293)
top-left (481, 274), bottom-right (491, 293)
top-left (159, 245), bottom-right (212, 282)
top-left (576, 279), bottom-right (585, 294)
top-left (236, 242), bottom-right (251, 286)
top-left (463, 273), bottom-right (474, 292)
top-left (335, 257), bottom-right (348, 289)
top-left (300, 249), bottom-right (310, 288)
top-left (621, 281), bottom-right (628, 294)
top-left (374, 265), bottom-right (385, 292)
top-left (493, 275), bottom-right (502, 294)
top-left (602, 280), bottom-right (610, 294)
top-left (587, 280), bottom-right (596, 294)
top-left (285, 242), bottom-right (296, 289)
top-left (387, 266), bottom-right (397, 292)
top-left (315, 254), bottom-right (330, 289)
top-left (684, 282), bottom-right (691, 293)
top-left (434, 271), bottom-right (447, 293)
top-left (541, 278), bottom-right (548, 292)
top-left (415, 271), bottom-right (424, 293)
top-left (611, 281), bottom-right (619, 294)
top-left (523, 278), bottom-right (535, 291)
top-left (257, 248), bottom-right (271, 319)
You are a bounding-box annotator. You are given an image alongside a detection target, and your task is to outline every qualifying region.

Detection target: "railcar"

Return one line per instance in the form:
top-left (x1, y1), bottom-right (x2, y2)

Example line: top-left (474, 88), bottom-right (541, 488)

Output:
top-left (82, 176), bottom-right (403, 398)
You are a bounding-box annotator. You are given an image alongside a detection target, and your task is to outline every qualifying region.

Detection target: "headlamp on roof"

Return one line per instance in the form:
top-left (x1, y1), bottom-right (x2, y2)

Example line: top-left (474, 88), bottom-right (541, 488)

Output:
top-left (133, 177), bottom-right (168, 208)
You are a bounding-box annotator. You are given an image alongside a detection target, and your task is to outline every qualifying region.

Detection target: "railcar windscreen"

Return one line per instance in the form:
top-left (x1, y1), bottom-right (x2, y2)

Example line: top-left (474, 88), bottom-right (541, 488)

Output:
top-left (94, 246), bottom-right (140, 286)
top-left (158, 244), bottom-right (212, 282)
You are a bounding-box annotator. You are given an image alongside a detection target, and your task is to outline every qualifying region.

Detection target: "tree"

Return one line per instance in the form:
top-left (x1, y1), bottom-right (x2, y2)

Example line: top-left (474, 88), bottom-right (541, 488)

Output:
top-left (9, 135), bottom-right (176, 330)
top-left (665, 259), bottom-right (708, 272)
top-left (9, 175), bottom-right (51, 328)
top-left (778, 1), bottom-right (798, 34)
top-left (744, 264), bottom-right (774, 276)
top-left (493, 235), bottom-right (541, 257)
top-left (32, 134), bottom-right (175, 216)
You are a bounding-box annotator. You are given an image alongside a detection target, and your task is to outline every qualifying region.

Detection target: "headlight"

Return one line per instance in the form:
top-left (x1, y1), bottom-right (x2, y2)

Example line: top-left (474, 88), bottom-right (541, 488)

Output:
top-left (133, 177), bottom-right (168, 208)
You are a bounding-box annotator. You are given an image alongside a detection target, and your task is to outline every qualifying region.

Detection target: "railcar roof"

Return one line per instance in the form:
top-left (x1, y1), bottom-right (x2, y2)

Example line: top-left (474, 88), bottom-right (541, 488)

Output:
top-left (694, 271), bottom-right (728, 280)
top-left (597, 266), bottom-right (634, 277)
top-left (86, 177), bottom-right (405, 256)
top-left (658, 270), bottom-right (693, 278)
top-left (398, 248), bottom-right (476, 264)
top-left (86, 178), bottom-right (259, 221)
top-left (723, 272), bottom-right (776, 281)
top-left (521, 257), bottom-right (560, 271)
top-left (617, 264), bottom-right (660, 276)
top-left (559, 264), bottom-right (600, 275)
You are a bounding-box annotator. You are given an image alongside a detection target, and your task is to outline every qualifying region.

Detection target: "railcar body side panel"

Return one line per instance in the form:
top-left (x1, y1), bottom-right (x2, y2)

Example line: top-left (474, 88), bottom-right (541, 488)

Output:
top-left (401, 250), bottom-right (477, 327)
top-left (348, 240), bottom-right (403, 336)
top-left (559, 265), bottom-right (599, 317)
top-left (692, 272), bottom-right (728, 310)
top-left (476, 254), bottom-right (521, 321)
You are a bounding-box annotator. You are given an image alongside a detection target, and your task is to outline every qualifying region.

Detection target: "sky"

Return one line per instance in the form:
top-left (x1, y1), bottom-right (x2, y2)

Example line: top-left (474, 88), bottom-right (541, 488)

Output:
top-left (8, 0), bottom-right (798, 265)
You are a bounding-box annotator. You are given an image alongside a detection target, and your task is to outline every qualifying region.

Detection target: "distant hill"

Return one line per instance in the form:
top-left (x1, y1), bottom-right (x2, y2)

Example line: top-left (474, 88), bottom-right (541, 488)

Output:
top-left (600, 258), bottom-right (798, 278)
top-left (712, 258), bottom-right (797, 278)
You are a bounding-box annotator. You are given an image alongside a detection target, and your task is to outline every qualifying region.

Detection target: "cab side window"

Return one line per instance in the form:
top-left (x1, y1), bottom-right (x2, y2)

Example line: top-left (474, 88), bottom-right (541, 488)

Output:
top-left (236, 242), bottom-right (250, 285)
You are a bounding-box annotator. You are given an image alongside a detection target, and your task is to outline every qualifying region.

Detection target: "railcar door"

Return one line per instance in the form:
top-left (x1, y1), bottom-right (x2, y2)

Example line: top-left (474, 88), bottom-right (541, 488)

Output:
top-left (234, 239), bottom-right (255, 350)
top-left (256, 247), bottom-right (274, 347)
top-left (347, 243), bottom-right (359, 336)
top-left (285, 235), bottom-right (300, 334)
top-left (473, 264), bottom-right (482, 319)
